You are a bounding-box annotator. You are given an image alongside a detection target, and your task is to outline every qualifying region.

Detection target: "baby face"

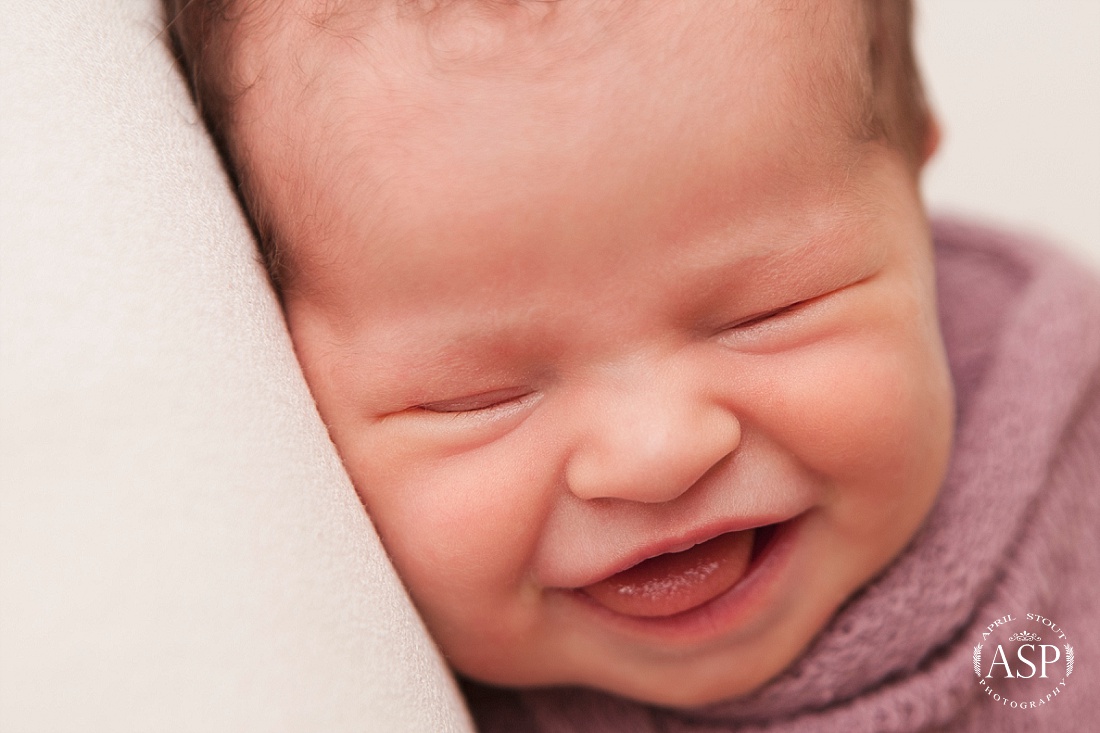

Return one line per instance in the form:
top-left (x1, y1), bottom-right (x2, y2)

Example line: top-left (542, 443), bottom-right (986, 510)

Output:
top-left (235, 1), bottom-right (954, 707)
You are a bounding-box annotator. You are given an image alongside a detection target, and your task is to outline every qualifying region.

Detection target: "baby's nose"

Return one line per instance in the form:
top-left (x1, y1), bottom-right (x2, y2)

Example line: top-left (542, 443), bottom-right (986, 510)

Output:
top-left (564, 378), bottom-right (740, 504)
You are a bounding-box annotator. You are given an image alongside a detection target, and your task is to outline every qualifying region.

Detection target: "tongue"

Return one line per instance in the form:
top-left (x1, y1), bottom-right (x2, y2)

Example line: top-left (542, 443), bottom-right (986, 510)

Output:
top-left (581, 530), bottom-right (755, 618)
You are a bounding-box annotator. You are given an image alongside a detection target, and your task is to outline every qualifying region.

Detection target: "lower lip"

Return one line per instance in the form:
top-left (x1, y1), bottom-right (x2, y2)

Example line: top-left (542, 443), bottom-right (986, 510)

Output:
top-left (565, 516), bottom-right (804, 645)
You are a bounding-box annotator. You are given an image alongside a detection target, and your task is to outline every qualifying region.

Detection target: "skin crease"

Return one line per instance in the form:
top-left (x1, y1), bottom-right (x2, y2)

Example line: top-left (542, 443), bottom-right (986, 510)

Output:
top-left (229, 0), bottom-right (955, 709)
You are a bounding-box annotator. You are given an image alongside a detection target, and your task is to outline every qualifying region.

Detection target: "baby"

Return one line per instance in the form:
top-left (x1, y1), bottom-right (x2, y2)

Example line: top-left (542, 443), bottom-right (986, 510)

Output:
top-left (166, 1), bottom-right (1099, 730)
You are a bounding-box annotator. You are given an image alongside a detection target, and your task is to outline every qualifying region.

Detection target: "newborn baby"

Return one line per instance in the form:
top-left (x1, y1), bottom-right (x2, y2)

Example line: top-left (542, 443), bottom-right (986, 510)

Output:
top-left (165, 1), bottom-right (1099, 730)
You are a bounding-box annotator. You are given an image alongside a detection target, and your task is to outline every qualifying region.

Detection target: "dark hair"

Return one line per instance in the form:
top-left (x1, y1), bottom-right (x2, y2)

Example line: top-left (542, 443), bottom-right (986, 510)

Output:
top-left (163, 0), bottom-right (931, 288)
top-left (163, 0), bottom-right (284, 285)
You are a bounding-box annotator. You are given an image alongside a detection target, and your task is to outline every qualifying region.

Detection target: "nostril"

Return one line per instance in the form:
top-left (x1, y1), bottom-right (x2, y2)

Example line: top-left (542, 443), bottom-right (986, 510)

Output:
top-left (564, 406), bottom-right (740, 504)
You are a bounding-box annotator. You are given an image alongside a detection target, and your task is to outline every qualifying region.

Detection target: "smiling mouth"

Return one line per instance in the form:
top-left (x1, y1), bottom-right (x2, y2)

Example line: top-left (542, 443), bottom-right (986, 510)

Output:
top-left (578, 524), bottom-right (780, 619)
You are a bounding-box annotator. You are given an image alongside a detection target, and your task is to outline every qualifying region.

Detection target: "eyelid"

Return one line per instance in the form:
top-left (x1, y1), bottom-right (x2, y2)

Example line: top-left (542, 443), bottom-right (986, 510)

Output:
top-left (417, 387), bottom-right (534, 414)
top-left (724, 300), bottom-right (804, 331)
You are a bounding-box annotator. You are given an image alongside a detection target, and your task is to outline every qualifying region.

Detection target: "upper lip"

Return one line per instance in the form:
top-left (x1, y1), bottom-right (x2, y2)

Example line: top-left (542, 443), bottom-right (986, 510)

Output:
top-left (566, 510), bottom-right (799, 590)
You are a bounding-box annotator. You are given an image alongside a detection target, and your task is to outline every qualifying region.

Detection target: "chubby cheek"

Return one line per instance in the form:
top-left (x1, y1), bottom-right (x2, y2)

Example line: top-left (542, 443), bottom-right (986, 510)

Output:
top-left (342, 425), bottom-right (558, 646)
top-left (741, 326), bottom-right (953, 536)
top-left (290, 322), bottom-right (562, 662)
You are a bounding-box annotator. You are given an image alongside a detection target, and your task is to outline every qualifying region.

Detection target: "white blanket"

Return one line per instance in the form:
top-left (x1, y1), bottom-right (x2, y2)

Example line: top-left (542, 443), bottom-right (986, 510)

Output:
top-left (0, 1), bottom-right (473, 730)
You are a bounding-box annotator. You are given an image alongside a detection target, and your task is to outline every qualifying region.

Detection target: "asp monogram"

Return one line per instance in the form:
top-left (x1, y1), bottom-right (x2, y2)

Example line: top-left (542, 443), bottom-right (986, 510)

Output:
top-left (972, 612), bottom-right (1074, 710)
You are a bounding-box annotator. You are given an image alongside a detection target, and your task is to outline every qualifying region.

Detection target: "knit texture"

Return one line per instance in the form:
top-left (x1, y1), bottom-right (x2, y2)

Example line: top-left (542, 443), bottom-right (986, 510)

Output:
top-left (465, 219), bottom-right (1100, 732)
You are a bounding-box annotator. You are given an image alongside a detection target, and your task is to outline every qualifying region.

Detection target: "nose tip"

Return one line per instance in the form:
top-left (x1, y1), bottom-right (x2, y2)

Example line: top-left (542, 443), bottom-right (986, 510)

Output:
top-left (565, 400), bottom-right (741, 504)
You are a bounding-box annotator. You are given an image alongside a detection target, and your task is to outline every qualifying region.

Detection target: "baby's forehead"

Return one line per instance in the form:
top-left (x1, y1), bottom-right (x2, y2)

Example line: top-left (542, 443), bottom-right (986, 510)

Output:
top-left (232, 0), bottom-right (877, 290)
top-left (238, 0), bottom-right (874, 177)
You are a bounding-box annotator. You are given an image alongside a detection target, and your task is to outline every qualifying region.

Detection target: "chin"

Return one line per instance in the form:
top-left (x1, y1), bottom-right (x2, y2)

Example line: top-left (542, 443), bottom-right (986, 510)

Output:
top-left (579, 649), bottom-right (797, 710)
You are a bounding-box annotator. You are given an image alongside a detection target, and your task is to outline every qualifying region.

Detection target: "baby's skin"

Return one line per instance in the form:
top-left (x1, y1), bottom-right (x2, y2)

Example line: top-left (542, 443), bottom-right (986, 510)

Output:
top-left (228, 0), bottom-right (954, 707)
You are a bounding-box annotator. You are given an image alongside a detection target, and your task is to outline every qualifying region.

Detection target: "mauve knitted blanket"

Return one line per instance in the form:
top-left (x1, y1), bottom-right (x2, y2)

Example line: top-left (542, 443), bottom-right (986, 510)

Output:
top-left (464, 219), bottom-right (1100, 733)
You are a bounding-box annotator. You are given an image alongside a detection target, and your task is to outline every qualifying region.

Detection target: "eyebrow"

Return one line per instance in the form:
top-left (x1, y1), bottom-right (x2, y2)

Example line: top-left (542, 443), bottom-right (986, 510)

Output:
top-left (338, 315), bottom-right (557, 408)
top-left (677, 204), bottom-right (887, 304)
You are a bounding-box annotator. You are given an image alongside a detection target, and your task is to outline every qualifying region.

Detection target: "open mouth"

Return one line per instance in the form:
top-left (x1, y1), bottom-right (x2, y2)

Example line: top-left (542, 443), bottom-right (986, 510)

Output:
top-left (577, 522), bottom-right (783, 619)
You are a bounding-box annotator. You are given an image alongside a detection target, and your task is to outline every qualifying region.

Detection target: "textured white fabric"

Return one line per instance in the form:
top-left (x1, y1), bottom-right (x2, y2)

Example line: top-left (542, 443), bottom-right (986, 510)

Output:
top-left (0, 1), bottom-right (474, 731)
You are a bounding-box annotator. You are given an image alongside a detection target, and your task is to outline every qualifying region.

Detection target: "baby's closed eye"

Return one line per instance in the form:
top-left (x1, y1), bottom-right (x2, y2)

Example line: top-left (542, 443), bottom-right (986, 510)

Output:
top-left (714, 276), bottom-right (875, 352)
top-left (721, 302), bottom-right (804, 331)
top-left (416, 386), bottom-right (537, 415)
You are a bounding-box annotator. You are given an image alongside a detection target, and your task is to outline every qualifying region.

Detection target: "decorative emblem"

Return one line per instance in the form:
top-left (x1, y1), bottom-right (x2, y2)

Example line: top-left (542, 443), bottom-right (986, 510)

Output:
top-left (970, 613), bottom-right (1075, 710)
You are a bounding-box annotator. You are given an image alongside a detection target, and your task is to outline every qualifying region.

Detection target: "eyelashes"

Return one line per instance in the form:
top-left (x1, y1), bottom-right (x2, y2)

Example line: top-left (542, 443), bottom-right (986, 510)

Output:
top-left (712, 294), bottom-right (833, 353)
top-left (719, 299), bottom-right (807, 333)
top-left (417, 387), bottom-right (535, 415)
top-left (725, 305), bottom-right (794, 330)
